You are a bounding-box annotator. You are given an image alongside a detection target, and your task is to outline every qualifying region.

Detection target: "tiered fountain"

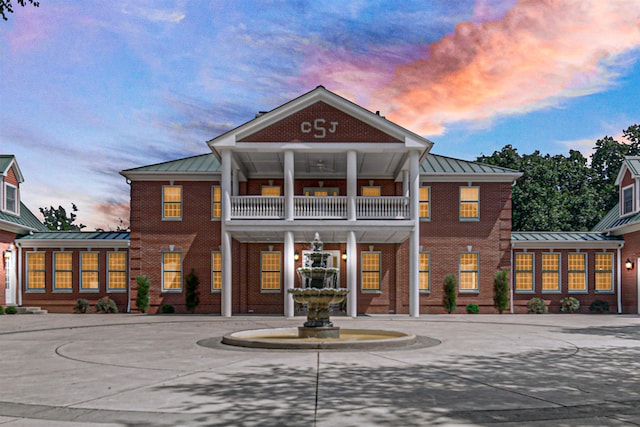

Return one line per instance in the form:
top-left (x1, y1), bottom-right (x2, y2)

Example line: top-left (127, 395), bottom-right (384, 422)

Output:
top-left (288, 233), bottom-right (348, 338)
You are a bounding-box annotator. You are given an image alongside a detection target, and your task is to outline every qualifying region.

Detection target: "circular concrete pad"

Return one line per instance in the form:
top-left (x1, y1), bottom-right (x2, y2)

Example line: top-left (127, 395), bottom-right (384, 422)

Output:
top-left (218, 327), bottom-right (419, 349)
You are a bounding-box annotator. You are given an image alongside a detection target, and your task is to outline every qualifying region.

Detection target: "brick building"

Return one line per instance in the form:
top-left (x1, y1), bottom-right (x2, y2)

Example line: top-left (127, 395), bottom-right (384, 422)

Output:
top-left (3, 87), bottom-right (639, 314)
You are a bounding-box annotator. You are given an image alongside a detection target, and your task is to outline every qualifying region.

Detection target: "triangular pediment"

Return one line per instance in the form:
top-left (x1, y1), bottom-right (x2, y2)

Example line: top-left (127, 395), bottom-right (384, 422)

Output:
top-left (239, 101), bottom-right (402, 143)
top-left (208, 86), bottom-right (433, 151)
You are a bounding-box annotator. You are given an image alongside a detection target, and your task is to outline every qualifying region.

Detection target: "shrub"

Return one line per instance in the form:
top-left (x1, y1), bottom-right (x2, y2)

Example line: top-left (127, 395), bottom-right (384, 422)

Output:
top-left (185, 269), bottom-right (200, 314)
top-left (560, 297), bottom-right (580, 313)
top-left (466, 303), bottom-right (479, 314)
top-left (4, 306), bottom-right (17, 315)
top-left (135, 275), bottom-right (151, 313)
top-left (0, 305), bottom-right (4, 315)
top-left (527, 297), bottom-right (548, 314)
top-left (493, 269), bottom-right (509, 314)
top-left (589, 299), bottom-right (610, 314)
top-left (442, 274), bottom-right (457, 314)
top-left (74, 298), bottom-right (90, 314)
top-left (96, 297), bottom-right (118, 313)
top-left (161, 304), bottom-right (175, 314)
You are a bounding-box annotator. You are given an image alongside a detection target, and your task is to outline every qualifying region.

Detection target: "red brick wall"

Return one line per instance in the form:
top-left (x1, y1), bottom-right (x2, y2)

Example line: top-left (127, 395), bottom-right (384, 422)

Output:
top-left (239, 101), bottom-right (403, 143)
top-left (419, 181), bottom-right (513, 313)
top-left (512, 248), bottom-right (620, 313)
top-left (620, 230), bottom-right (640, 314)
top-left (129, 180), bottom-right (221, 313)
top-left (20, 248), bottom-right (129, 313)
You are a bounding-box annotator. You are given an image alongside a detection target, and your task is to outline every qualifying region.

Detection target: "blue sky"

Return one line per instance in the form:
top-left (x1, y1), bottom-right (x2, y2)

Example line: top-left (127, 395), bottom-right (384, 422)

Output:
top-left (1, 0), bottom-right (639, 229)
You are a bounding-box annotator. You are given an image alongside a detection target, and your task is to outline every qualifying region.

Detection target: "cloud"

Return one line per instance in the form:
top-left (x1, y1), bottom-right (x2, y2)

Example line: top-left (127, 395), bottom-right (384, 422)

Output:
top-left (302, 0), bottom-right (640, 136)
top-left (91, 200), bottom-right (131, 231)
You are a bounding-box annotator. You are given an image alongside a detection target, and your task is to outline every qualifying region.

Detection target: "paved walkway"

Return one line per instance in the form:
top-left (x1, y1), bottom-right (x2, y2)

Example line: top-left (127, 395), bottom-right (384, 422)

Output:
top-left (0, 313), bottom-right (639, 426)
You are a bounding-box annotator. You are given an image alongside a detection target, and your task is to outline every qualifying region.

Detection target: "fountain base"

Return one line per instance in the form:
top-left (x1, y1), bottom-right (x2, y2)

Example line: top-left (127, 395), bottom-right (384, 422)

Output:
top-left (298, 326), bottom-right (340, 339)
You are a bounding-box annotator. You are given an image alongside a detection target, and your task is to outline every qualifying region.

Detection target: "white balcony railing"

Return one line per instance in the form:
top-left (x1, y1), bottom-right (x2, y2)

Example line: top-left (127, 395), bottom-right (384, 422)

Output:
top-left (229, 196), bottom-right (410, 219)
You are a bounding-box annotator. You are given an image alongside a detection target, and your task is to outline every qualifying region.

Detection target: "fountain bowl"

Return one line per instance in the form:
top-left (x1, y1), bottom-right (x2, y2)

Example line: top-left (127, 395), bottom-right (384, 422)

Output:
top-left (221, 327), bottom-right (417, 350)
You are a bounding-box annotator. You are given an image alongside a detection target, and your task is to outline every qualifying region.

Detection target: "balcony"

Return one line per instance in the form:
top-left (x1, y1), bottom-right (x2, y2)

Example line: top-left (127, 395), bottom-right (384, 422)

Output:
top-left (229, 196), bottom-right (410, 220)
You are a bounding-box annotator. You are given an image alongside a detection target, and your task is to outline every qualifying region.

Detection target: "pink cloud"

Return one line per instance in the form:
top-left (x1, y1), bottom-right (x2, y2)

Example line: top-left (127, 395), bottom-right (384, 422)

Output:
top-left (302, 0), bottom-right (640, 136)
top-left (91, 201), bottom-right (130, 231)
top-left (374, 0), bottom-right (640, 135)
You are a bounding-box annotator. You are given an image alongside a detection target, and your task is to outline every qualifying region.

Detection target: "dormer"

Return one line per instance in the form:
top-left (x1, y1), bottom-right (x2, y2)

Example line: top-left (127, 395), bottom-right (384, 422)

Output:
top-left (615, 156), bottom-right (640, 217)
top-left (0, 155), bottom-right (24, 216)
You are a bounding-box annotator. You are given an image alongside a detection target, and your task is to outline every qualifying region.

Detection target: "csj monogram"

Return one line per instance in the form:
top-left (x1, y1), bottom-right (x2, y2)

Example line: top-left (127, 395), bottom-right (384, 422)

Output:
top-left (300, 119), bottom-right (339, 139)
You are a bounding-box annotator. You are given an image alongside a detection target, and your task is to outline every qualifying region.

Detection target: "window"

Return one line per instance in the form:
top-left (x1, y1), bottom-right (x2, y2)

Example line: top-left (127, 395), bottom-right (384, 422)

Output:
top-left (54, 252), bottom-right (73, 291)
top-left (261, 251), bottom-right (281, 292)
top-left (515, 253), bottom-right (534, 292)
top-left (26, 252), bottom-right (45, 291)
top-left (419, 252), bottom-right (430, 292)
top-left (419, 187), bottom-right (430, 219)
top-left (163, 185), bottom-right (182, 219)
top-left (541, 253), bottom-right (561, 292)
top-left (362, 186), bottom-right (381, 196)
top-left (212, 185), bottom-right (221, 219)
top-left (80, 252), bottom-right (99, 291)
top-left (303, 187), bottom-right (339, 196)
top-left (459, 253), bottom-right (479, 291)
top-left (460, 187), bottom-right (479, 220)
top-left (261, 186), bottom-right (281, 196)
top-left (622, 185), bottom-right (634, 215)
top-left (568, 253), bottom-right (587, 292)
top-left (4, 183), bottom-right (17, 214)
top-left (162, 252), bottom-right (182, 291)
top-left (107, 252), bottom-right (127, 291)
top-left (595, 253), bottom-right (614, 293)
top-left (211, 251), bottom-right (222, 292)
top-left (361, 251), bottom-right (381, 291)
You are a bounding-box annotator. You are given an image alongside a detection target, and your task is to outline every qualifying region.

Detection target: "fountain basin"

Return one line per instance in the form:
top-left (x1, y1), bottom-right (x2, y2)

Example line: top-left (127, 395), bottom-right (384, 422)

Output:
top-left (221, 328), bottom-right (417, 350)
top-left (289, 288), bottom-right (349, 329)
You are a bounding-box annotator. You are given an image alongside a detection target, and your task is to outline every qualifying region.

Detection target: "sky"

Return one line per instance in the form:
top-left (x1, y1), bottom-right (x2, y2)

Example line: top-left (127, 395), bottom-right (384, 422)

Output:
top-left (1, 0), bottom-right (640, 230)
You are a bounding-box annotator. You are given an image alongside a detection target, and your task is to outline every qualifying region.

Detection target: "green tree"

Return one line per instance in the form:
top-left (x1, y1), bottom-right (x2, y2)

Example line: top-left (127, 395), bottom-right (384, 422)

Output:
top-left (40, 204), bottom-right (86, 231)
top-left (135, 276), bottom-right (151, 314)
top-left (0, 0), bottom-right (39, 21)
top-left (442, 274), bottom-right (457, 314)
top-left (493, 270), bottom-right (509, 314)
top-left (185, 269), bottom-right (200, 314)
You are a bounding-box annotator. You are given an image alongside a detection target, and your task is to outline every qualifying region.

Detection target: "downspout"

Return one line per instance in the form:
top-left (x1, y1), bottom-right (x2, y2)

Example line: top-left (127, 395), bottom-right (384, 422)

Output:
top-left (509, 243), bottom-right (514, 314)
top-left (616, 245), bottom-right (622, 314)
top-left (126, 242), bottom-right (131, 313)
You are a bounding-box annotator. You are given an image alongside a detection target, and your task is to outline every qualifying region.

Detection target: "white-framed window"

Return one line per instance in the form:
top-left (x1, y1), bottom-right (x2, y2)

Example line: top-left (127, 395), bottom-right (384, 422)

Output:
top-left (541, 253), bottom-right (561, 293)
top-left (595, 253), bottom-right (614, 293)
top-left (212, 185), bottom-right (221, 219)
top-left (26, 252), bottom-right (45, 292)
top-left (4, 182), bottom-right (18, 215)
top-left (622, 184), bottom-right (635, 216)
top-left (162, 252), bottom-right (182, 292)
top-left (361, 251), bottom-right (381, 292)
top-left (107, 251), bottom-right (127, 292)
top-left (460, 186), bottom-right (480, 220)
top-left (163, 185), bottom-right (182, 220)
top-left (419, 187), bottom-right (430, 220)
top-left (515, 252), bottom-right (534, 293)
top-left (80, 252), bottom-right (99, 292)
top-left (419, 252), bottom-right (430, 292)
top-left (211, 251), bottom-right (222, 292)
top-left (459, 252), bottom-right (479, 292)
top-left (53, 252), bottom-right (73, 292)
top-left (260, 251), bottom-right (281, 292)
top-left (568, 253), bottom-right (587, 293)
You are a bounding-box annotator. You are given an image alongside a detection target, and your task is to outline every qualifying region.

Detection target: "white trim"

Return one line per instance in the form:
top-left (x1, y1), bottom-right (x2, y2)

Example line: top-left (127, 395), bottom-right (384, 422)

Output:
top-left (3, 182), bottom-right (19, 215)
top-left (621, 183), bottom-right (635, 217)
top-left (79, 251), bottom-right (100, 292)
top-left (161, 251), bottom-right (183, 292)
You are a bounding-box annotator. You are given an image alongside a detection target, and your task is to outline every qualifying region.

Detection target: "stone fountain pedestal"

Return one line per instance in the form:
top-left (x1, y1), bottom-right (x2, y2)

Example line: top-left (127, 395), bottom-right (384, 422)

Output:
top-left (289, 288), bottom-right (349, 338)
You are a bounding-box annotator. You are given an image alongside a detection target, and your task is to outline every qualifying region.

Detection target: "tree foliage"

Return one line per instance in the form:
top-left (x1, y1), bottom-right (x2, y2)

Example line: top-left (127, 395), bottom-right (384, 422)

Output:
top-left (442, 274), bottom-right (457, 314)
top-left (0, 0), bottom-right (39, 21)
top-left (493, 270), bottom-right (509, 314)
top-left (478, 124), bottom-right (639, 232)
top-left (40, 203), bottom-right (86, 231)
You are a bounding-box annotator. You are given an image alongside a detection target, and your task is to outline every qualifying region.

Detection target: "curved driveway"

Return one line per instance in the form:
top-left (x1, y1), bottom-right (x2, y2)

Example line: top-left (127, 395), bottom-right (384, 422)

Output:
top-left (0, 314), bottom-right (639, 426)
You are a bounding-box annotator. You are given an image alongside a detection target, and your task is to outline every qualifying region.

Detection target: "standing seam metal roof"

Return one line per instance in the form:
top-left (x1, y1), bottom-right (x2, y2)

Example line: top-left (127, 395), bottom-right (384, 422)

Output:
top-left (121, 153), bottom-right (220, 174)
top-left (421, 154), bottom-right (521, 175)
top-left (18, 231), bottom-right (130, 240)
top-left (511, 231), bottom-right (622, 242)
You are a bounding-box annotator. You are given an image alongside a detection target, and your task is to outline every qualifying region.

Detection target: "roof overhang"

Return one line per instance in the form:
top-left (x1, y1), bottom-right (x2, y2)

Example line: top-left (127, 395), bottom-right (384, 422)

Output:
top-left (119, 171), bottom-right (220, 182)
top-left (0, 219), bottom-right (39, 235)
top-left (422, 173), bottom-right (522, 183)
top-left (16, 239), bottom-right (130, 249)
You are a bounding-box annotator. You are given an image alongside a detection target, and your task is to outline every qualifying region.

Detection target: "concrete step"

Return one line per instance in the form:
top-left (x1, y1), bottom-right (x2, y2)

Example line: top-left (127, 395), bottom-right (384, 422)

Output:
top-left (16, 306), bottom-right (48, 315)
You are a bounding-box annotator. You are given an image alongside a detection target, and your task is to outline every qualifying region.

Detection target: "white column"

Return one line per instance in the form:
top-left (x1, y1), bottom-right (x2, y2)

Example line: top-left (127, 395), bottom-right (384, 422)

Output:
top-left (409, 150), bottom-right (420, 317)
top-left (347, 150), bottom-right (357, 220)
top-left (221, 150), bottom-right (233, 316)
top-left (284, 150), bottom-right (294, 220)
top-left (347, 230), bottom-right (357, 317)
top-left (232, 168), bottom-right (239, 196)
top-left (284, 231), bottom-right (295, 317)
top-left (403, 170), bottom-right (410, 198)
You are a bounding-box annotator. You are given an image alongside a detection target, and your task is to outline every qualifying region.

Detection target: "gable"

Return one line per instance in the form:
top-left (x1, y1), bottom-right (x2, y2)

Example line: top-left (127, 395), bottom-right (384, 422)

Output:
top-left (238, 101), bottom-right (403, 144)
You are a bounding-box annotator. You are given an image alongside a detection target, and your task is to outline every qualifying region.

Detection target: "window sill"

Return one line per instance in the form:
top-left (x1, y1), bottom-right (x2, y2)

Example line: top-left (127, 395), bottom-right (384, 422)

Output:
top-left (107, 289), bottom-right (127, 293)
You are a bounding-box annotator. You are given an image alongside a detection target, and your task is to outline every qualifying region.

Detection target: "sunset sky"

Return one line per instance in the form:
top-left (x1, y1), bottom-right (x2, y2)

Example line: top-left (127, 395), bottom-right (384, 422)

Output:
top-left (2, 0), bottom-right (640, 229)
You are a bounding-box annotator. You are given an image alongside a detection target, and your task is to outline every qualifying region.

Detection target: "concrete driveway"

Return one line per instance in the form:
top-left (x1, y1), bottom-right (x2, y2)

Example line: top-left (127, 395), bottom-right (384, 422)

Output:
top-left (0, 313), bottom-right (639, 426)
